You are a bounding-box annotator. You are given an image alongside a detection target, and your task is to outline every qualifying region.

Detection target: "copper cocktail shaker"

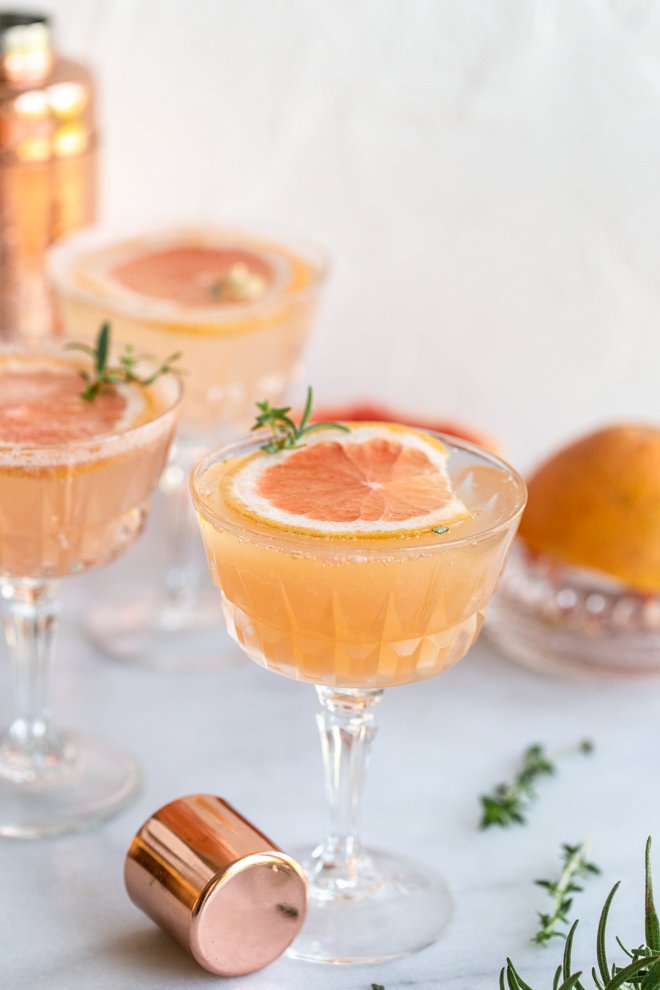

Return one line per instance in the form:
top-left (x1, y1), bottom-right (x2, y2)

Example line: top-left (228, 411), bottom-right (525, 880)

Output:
top-left (125, 795), bottom-right (308, 976)
top-left (0, 11), bottom-right (96, 337)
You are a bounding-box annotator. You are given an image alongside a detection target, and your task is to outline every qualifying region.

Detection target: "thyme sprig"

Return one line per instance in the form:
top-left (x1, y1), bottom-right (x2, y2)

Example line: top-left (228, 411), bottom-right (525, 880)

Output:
top-left (67, 323), bottom-right (183, 402)
top-left (480, 740), bottom-right (594, 829)
top-left (252, 386), bottom-right (349, 454)
top-left (534, 842), bottom-right (601, 946)
top-left (208, 263), bottom-right (266, 303)
top-left (502, 837), bottom-right (660, 990)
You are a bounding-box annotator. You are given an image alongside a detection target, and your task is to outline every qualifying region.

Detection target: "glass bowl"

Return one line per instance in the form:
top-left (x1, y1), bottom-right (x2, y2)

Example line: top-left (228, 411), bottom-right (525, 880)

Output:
top-left (487, 543), bottom-right (660, 677)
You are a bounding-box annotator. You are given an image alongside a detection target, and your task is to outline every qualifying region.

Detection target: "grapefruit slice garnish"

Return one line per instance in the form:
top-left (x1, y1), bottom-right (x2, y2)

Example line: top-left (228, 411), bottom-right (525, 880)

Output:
top-left (0, 361), bottom-right (145, 445)
top-left (223, 423), bottom-right (471, 538)
top-left (110, 245), bottom-right (273, 306)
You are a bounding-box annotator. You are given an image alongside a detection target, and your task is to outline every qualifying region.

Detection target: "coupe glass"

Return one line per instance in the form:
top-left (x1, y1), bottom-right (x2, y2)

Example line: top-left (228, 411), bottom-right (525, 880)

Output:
top-left (0, 341), bottom-right (181, 837)
top-left (191, 431), bottom-right (526, 963)
top-left (48, 224), bottom-right (328, 669)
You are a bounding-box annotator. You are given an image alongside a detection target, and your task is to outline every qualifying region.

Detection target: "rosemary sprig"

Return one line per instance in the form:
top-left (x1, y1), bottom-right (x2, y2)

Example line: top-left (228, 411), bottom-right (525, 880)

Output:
top-left (66, 323), bottom-right (183, 402)
top-left (252, 386), bottom-right (349, 454)
top-left (534, 842), bottom-right (601, 946)
top-left (502, 837), bottom-right (660, 990)
top-left (480, 740), bottom-right (594, 829)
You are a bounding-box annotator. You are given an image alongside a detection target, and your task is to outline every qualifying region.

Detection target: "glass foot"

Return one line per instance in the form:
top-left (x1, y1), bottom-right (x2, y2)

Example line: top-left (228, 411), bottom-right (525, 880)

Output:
top-left (288, 846), bottom-right (454, 964)
top-left (85, 591), bottom-right (241, 672)
top-left (0, 732), bottom-right (140, 838)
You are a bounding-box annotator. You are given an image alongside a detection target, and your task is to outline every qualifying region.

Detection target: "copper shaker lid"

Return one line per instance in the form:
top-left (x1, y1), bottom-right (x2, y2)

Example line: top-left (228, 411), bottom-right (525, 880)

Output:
top-left (125, 794), bottom-right (307, 977)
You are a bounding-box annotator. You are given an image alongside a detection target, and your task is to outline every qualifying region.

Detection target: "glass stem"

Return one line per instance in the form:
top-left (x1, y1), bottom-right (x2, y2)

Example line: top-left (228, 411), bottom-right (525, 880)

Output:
top-left (1, 579), bottom-right (64, 781)
top-left (159, 431), bottom-right (236, 613)
top-left (160, 454), bottom-right (204, 608)
top-left (159, 431), bottom-right (222, 610)
top-left (311, 686), bottom-right (383, 891)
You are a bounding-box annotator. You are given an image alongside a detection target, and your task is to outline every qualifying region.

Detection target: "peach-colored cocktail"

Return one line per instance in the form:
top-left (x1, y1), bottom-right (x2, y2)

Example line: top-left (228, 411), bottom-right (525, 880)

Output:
top-left (0, 349), bottom-right (177, 579)
top-left (194, 426), bottom-right (523, 688)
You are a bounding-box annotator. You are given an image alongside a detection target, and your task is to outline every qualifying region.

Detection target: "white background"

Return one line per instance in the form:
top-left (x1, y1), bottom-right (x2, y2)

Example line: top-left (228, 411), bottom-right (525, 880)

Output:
top-left (23, 0), bottom-right (660, 467)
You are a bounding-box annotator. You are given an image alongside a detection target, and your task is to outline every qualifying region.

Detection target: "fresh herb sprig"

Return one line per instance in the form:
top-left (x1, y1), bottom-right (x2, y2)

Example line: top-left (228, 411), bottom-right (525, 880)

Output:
top-left (502, 837), bottom-right (660, 990)
top-left (534, 842), bottom-right (601, 946)
top-left (252, 386), bottom-right (349, 454)
top-left (480, 740), bottom-right (594, 829)
top-left (67, 323), bottom-right (183, 402)
top-left (208, 263), bottom-right (265, 303)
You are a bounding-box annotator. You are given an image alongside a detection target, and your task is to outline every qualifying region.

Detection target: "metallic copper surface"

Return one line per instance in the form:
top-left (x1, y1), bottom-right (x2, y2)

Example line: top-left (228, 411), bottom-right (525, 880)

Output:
top-left (0, 11), bottom-right (96, 337)
top-left (124, 794), bottom-right (307, 976)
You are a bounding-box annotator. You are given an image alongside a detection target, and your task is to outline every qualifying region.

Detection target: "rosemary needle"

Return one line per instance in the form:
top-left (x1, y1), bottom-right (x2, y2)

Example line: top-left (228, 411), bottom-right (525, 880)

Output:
top-left (67, 322), bottom-right (183, 402)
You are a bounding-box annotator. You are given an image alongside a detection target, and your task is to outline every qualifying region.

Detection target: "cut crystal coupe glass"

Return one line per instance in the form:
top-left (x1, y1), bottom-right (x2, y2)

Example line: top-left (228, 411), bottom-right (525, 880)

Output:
top-left (49, 224), bottom-right (327, 669)
top-left (0, 340), bottom-right (180, 837)
top-left (191, 429), bottom-right (526, 963)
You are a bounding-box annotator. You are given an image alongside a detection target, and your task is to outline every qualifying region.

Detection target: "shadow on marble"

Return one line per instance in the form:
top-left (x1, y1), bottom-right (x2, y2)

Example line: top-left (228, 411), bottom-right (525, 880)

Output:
top-left (93, 927), bottom-right (212, 982)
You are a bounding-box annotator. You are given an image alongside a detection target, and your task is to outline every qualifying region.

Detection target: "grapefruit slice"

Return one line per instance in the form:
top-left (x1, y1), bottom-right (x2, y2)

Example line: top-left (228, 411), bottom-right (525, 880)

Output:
top-left (223, 423), bottom-right (471, 538)
top-left (0, 360), bottom-right (145, 445)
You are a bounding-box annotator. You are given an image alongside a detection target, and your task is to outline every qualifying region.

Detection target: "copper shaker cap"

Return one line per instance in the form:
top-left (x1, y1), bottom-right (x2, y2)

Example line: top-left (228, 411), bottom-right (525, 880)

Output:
top-left (125, 794), bottom-right (307, 977)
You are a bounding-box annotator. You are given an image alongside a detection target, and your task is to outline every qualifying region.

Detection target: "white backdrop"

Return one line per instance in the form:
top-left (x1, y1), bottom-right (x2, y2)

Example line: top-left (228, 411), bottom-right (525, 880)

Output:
top-left (28, 0), bottom-right (660, 467)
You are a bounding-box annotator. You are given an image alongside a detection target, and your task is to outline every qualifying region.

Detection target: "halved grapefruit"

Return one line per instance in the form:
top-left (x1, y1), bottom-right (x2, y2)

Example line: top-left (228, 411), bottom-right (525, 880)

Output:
top-left (519, 424), bottom-right (660, 594)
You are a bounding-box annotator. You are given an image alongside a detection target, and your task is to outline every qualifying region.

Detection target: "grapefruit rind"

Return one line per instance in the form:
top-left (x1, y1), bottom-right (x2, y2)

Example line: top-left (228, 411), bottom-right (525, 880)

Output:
top-left (222, 423), bottom-right (472, 538)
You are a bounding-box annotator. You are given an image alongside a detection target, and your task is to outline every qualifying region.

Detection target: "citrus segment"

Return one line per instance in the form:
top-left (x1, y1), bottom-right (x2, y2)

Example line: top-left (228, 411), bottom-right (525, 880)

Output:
top-left (223, 424), bottom-right (471, 537)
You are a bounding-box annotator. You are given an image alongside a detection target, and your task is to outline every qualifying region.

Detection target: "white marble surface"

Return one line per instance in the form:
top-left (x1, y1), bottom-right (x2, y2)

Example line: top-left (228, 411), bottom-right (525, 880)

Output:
top-left (1, 502), bottom-right (659, 990)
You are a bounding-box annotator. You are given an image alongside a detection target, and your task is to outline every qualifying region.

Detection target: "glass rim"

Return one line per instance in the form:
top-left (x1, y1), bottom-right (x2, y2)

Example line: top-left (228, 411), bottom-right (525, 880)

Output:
top-left (47, 220), bottom-right (331, 326)
top-left (0, 337), bottom-right (182, 454)
top-left (190, 427), bottom-right (528, 558)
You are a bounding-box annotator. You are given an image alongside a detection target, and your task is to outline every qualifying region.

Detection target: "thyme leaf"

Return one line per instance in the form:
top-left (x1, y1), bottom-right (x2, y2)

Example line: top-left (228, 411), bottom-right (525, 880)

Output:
top-left (251, 386), bottom-right (349, 453)
top-left (534, 841), bottom-right (601, 946)
top-left (479, 740), bottom-right (594, 829)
